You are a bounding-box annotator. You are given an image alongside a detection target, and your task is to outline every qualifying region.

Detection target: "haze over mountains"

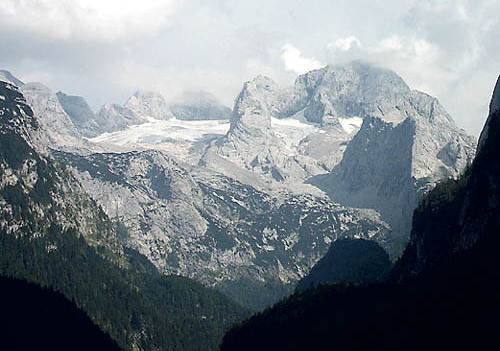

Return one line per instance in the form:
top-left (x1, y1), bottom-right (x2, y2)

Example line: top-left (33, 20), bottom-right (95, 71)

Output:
top-left (0, 61), bottom-right (476, 309)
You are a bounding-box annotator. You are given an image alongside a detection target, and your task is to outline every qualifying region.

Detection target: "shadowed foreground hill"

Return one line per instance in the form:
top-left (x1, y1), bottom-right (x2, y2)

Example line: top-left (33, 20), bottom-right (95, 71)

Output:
top-left (0, 275), bottom-right (122, 351)
top-left (221, 236), bottom-right (500, 351)
top-left (220, 77), bottom-right (500, 351)
top-left (295, 238), bottom-right (392, 292)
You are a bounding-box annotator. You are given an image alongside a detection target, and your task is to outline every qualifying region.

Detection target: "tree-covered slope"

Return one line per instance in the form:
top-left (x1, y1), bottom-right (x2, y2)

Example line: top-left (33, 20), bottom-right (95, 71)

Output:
top-left (0, 228), bottom-right (250, 351)
top-left (221, 241), bottom-right (500, 351)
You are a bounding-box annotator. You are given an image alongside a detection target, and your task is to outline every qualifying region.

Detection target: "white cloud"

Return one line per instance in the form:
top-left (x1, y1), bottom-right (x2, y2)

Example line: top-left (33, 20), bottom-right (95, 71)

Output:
top-left (375, 35), bottom-right (440, 63)
top-left (329, 35), bottom-right (362, 51)
top-left (281, 44), bottom-right (324, 75)
top-left (0, 0), bottom-right (498, 136)
top-left (378, 35), bottom-right (403, 52)
top-left (0, 0), bottom-right (179, 42)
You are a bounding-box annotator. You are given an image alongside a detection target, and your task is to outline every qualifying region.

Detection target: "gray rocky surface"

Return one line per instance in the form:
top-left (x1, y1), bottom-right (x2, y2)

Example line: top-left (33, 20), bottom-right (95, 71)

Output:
top-left (1, 63), bottom-right (477, 305)
top-left (55, 149), bottom-right (389, 290)
top-left (56, 92), bottom-right (100, 138)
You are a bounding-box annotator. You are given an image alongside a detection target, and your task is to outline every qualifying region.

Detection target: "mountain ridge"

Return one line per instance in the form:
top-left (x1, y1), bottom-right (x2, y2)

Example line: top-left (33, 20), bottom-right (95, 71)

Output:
top-left (219, 73), bottom-right (500, 351)
top-left (1, 63), bottom-right (477, 308)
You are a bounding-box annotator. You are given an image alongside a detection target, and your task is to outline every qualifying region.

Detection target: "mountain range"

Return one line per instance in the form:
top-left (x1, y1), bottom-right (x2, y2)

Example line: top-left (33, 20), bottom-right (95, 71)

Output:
top-left (0, 62), bottom-right (476, 309)
top-left (1, 60), bottom-right (492, 351)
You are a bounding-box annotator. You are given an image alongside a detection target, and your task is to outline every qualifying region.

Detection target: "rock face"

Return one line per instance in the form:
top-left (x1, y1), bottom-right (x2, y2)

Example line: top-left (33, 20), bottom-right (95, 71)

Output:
top-left (124, 91), bottom-right (172, 120)
top-left (170, 91), bottom-right (232, 120)
top-left (56, 92), bottom-right (100, 138)
top-left (294, 61), bottom-right (411, 125)
top-left (311, 103), bottom-right (475, 252)
top-left (21, 83), bottom-right (81, 148)
top-left (19, 83), bottom-right (105, 154)
top-left (1, 63), bottom-right (476, 308)
top-left (0, 80), bottom-right (121, 256)
top-left (393, 75), bottom-right (500, 280)
top-left (209, 76), bottom-right (327, 183)
top-left (95, 102), bottom-right (139, 134)
top-left (206, 62), bottom-right (475, 189)
top-left (0, 70), bottom-right (24, 87)
top-left (312, 117), bottom-right (417, 242)
top-left (309, 79), bottom-right (475, 251)
top-left (205, 62), bottom-right (475, 255)
top-left (91, 91), bottom-right (173, 136)
top-left (55, 148), bottom-right (389, 308)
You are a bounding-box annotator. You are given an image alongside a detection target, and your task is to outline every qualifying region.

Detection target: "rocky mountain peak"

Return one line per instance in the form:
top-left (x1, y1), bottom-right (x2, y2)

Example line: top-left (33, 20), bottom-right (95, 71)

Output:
top-left (20, 82), bottom-right (84, 150)
top-left (296, 61), bottom-right (411, 125)
top-left (308, 67), bottom-right (476, 251)
top-left (18, 82), bottom-right (107, 154)
top-left (243, 75), bottom-right (280, 93)
top-left (124, 90), bottom-right (172, 120)
top-left (490, 75), bottom-right (500, 115)
top-left (56, 91), bottom-right (98, 138)
top-left (0, 70), bottom-right (24, 87)
top-left (477, 76), bottom-right (500, 152)
top-left (230, 75), bottom-right (286, 127)
top-left (0, 81), bottom-right (45, 150)
top-left (94, 101), bottom-right (141, 135)
top-left (208, 62), bottom-right (474, 188)
top-left (408, 91), bottom-right (453, 124)
top-left (101, 101), bottom-right (113, 111)
top-left (301, 61), bottom-right (409, 92)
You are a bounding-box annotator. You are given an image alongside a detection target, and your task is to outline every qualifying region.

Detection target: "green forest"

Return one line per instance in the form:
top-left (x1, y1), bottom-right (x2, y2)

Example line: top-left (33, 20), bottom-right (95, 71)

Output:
top-left (0, 226), bottom-right (250, 351)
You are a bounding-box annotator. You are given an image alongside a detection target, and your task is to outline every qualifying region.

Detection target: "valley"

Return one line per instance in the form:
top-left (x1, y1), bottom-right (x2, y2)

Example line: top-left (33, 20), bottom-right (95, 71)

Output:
top-left (0, 62), bottom-right (476, 310)
top-left (0, 62), bottom-right (488, 350)
top-left (1, 2), bottom-right (498, 350)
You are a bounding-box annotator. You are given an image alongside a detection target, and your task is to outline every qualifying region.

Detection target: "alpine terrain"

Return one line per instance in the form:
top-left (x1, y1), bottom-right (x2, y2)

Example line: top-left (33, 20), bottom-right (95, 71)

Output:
top-left (1, 61), bottom-right (475, 309)
top-left (0, 80), bottom-right (250, 351)
top-left (220, 74), bottom-right (500, 351)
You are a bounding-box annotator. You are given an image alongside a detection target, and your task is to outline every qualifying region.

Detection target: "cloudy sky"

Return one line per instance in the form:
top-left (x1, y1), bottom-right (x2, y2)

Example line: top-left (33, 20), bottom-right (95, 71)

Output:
top-left (0, 0), bottom-right (498, 136)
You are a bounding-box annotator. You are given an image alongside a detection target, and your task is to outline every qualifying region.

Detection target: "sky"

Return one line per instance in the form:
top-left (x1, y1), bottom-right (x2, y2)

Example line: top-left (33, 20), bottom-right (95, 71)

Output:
top-left (0, 0), bottom-right (498, 136)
